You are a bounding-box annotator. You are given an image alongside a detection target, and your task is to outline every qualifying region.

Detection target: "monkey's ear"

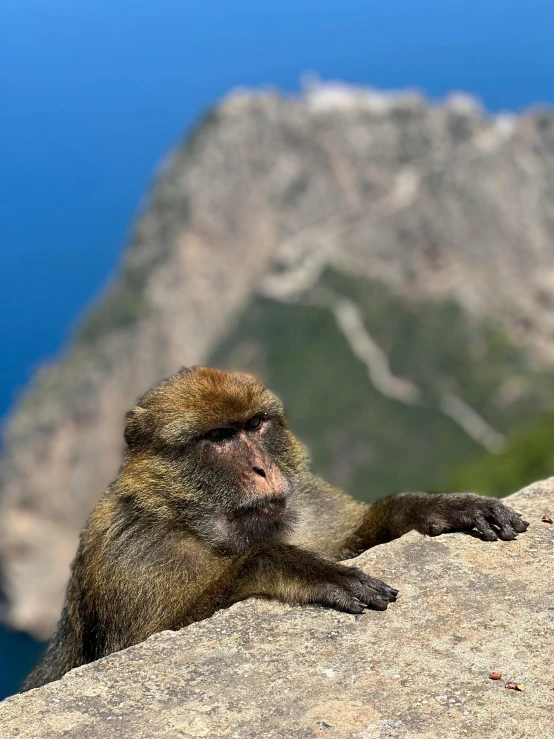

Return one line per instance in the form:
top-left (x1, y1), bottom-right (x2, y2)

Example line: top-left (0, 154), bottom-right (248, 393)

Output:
top-left (124, 407), bottom-right (153, 448)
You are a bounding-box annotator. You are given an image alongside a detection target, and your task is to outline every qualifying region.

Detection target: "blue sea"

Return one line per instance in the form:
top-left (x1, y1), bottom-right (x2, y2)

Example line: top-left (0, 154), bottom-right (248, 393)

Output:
top-left (2, 0), bottom-right (554, 699)
top-left (0, 628), bottom-right (44, 700)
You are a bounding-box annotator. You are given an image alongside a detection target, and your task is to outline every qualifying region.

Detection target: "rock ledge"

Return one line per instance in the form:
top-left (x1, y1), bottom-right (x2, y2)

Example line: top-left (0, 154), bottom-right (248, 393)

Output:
top-left (1, 479), bottom-right (553, 738)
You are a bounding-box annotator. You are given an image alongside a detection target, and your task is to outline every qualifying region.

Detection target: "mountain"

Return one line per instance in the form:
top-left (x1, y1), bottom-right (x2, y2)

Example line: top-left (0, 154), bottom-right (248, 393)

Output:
top-left (2, 84), bottom-right (554, 639)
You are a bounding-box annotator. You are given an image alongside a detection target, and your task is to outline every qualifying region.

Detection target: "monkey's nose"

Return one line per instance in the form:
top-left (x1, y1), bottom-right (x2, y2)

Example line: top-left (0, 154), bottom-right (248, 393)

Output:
top-left (252, 466), bottom-right (267, 478)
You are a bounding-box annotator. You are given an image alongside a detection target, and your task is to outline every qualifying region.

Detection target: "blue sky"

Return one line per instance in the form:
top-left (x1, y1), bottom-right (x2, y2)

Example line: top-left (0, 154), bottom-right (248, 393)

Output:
top-left (1, 0), bottom-right (554, 419)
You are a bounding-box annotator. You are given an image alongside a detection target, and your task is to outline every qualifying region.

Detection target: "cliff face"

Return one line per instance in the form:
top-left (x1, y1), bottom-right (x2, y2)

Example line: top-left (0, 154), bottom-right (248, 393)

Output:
top-left (1, 479), bottom-right (552, 737)
top-left (2, 85), bottom-right (554, 638)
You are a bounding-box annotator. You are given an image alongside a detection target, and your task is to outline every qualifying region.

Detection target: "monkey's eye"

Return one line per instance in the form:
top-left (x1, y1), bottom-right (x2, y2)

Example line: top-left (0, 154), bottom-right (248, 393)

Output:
top-left (205, 427), bottom-right (234, 443)
top-left (245, 415), bottom-right (265, 431)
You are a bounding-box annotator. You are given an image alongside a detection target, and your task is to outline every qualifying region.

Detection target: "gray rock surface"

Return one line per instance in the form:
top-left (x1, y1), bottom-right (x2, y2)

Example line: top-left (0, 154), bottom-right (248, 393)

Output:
top-left (1, 478), bottom-right (553, 738)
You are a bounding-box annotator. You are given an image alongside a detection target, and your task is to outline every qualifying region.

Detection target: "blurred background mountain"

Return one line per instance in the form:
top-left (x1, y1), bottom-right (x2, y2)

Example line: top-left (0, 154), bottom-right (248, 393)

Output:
top-left (2, 0), bottom-right (554, 699)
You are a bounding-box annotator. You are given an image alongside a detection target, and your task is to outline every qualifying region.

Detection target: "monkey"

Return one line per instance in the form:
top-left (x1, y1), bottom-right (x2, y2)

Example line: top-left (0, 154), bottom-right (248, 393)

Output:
top-left (21, 366), bottom-right (529, 692)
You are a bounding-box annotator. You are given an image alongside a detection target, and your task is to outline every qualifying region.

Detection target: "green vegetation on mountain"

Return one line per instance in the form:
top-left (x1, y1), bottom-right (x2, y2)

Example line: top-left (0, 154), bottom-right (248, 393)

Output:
top-left (211, 270), bottom-right (554, 502)
top-left (450, 410), bottom-right (554, 497)
top-left (76, 264), bottom-right (151, 345)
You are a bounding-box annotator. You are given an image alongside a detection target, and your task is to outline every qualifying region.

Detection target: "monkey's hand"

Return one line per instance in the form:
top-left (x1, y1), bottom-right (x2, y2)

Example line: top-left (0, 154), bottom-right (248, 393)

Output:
top-left (307, 562), bottom-right (398, 614)
top-left (414, 493), bottom-right (529, 541)
top-left (356, 492), bottom-right (530, 549)
top-left (233, 544), bottom-right (398, 614)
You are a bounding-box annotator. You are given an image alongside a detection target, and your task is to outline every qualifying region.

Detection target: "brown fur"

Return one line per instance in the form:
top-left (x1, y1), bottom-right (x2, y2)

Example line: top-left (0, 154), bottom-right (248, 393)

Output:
top-left (22, 367), bottom-right (529, 691)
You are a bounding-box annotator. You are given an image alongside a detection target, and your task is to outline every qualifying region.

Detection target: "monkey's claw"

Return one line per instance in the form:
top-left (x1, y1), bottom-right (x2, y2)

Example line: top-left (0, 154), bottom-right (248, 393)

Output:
top-left (422, 494), bottom-right (530, 542)
top-left (315, 564), bottom-right (398, 614)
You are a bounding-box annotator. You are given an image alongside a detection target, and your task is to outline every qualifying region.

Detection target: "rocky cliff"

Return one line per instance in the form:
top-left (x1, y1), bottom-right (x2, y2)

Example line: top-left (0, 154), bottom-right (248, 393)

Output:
top-left (1, 479), bottom-right (552, 737)
top-left (2, 84), bottom-right (554, 638)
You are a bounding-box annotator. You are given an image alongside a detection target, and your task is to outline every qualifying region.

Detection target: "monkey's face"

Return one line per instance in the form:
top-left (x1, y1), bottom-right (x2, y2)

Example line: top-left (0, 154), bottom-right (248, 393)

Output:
top-left (188, 410), bottom-right (301, 552)
top-left (124, 367), bottom-right (307, 552)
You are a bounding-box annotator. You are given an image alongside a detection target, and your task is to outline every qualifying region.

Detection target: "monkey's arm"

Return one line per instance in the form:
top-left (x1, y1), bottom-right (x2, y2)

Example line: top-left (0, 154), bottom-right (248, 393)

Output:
top-left (230, 543), bottom-right (398, 613)
top-left (347, 492), bottom-right (529, 552)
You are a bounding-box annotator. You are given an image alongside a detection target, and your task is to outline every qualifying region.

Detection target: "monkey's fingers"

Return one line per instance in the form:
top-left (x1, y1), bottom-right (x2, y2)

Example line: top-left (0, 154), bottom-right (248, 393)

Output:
top-left (512, 514), bottom-right (530, 533)
top-left (355, 571), bottom-right (398, 602)
top-left (484, 500), bottom-right (530, 541)
top-left (312, 564), bottom-right (399, 614)
top-left (315, 572), bottom-right (397, 614)
top-left (346, 569), bottom-right (398, 611)
top-left (433, 496), bottom-right (531, 542)
top-left (318, 584), bottom-right (365, 614)
top-left (472, 515), bottom-right (499, 541)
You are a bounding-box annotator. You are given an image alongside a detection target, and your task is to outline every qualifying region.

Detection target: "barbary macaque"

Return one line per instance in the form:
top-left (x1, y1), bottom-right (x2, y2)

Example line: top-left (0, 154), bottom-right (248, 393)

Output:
top-left (22, 367), bottom-right (528, 691)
